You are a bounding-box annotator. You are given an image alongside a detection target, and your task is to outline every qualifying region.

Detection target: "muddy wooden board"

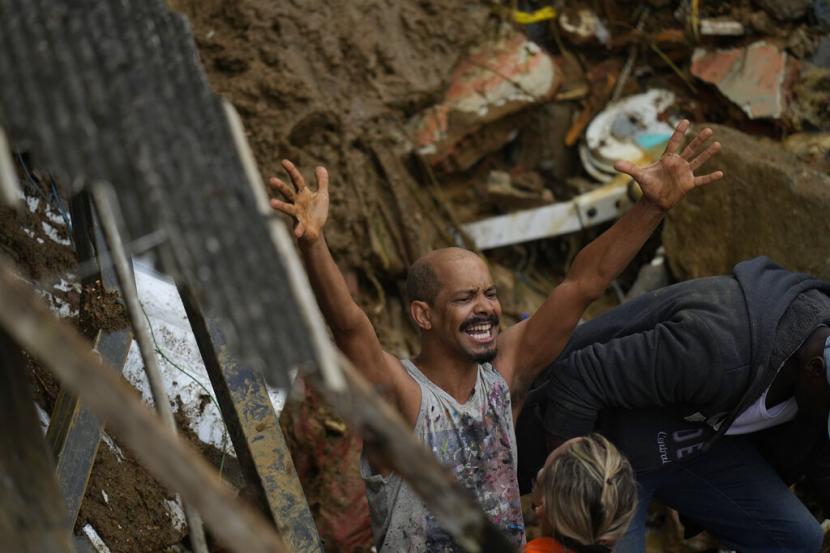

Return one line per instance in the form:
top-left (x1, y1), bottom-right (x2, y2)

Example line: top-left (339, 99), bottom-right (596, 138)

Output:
top-left (0, 330), bottom-right (76, 553)
top-left (47, 193), bottom-right (133, 526)
top-left (179, 285), bottom-right (322, 553)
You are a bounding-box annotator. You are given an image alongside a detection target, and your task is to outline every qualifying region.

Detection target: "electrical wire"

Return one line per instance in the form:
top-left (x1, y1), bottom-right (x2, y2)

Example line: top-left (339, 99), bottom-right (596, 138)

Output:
top-left (139, 301), bottom-right (229, 476)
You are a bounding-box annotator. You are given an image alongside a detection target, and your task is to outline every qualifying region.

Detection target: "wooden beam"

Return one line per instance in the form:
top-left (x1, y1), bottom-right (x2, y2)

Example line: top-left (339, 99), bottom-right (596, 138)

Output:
top-left (0, 127), bottom-right (22, 207)
top-left (47, 192), bottom-right (133, 525)
top-left (0, 257), bottom-right (288, 553)
top-left (179, 285), bottom-right (323, 553)
top-left (0, 329), bottom-right (76, 553)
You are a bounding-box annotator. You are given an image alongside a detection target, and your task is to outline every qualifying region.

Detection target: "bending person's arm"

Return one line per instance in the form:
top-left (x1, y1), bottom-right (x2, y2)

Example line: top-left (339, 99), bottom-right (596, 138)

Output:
top-left (270, 161), bottom-right (417, 417)
top-left (497, 120), bottom-right (724, 413)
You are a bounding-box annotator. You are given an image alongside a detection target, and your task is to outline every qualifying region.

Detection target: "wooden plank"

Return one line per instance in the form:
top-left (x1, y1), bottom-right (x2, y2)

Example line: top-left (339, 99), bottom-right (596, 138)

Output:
top-left (0, 329), bottom-right (76, 553)
top-left (180, 286), bottom-right (323, 553)
top-left (0, 127), bottom-right (22, 207)
top-left (46, 193), bottom-right (133, 525)
top-left (46, 328), bottom-right (132, 524)
top-left (0, 256), bottom-right (288, 553)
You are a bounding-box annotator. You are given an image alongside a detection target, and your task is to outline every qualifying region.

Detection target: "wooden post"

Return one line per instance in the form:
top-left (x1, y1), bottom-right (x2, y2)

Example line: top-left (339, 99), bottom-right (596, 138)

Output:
top-left (0, 256), bottom-right (288, 553)
top-left (179, 285), bottom-right (323, 553)
top-left (0, 329), bottom-right (76, 553)
top-left (46, 192), bottom-right (133, 526)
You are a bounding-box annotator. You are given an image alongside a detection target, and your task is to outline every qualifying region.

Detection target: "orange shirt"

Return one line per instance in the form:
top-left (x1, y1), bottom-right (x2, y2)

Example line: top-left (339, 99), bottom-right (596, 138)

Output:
top-left (524, 537), bottom-right (567, 553)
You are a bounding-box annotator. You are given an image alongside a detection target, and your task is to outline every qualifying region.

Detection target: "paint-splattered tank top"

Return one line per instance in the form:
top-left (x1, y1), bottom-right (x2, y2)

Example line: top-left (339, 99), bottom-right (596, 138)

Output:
top-left (361, 360), bottom-right (526, 552)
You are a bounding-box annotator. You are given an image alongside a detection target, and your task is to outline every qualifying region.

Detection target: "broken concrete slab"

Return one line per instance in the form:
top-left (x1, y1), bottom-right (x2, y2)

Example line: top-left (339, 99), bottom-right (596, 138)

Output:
top-left (691, 41), bottom-right (798, 119)
top-left (663, 124), bottom-right (830, 281)
top-left (408, 29), bottom-right (562, 166)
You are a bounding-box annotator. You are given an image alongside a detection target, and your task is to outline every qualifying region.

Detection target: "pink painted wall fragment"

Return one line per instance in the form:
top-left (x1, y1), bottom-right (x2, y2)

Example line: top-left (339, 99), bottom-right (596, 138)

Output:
top-left (408, 31), bottom-right (562, 165)
top-left (691, 41), bottom-right (797, 119)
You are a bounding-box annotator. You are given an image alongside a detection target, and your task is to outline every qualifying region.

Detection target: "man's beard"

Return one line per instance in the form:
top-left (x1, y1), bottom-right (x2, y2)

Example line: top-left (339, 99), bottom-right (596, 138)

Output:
top-left (471, 348), bottom-right (497, 364)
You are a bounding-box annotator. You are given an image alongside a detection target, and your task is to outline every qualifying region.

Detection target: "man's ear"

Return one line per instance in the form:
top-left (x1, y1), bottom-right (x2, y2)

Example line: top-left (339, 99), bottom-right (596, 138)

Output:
top-left (410, 300), bottom-right (432, 331)
top-left (806, 356), bottom-right (825, 380)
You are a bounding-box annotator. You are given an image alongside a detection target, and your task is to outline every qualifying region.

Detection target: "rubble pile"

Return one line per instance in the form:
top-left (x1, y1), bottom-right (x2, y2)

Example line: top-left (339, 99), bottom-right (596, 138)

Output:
top-left (3, 0), bottom-right (830, 551)
top-left (165, 1), bottom-right (828, 551)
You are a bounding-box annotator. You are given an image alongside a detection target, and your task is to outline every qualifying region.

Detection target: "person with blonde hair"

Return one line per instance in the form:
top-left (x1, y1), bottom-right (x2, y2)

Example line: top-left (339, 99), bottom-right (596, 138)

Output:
top-left (527, 434), bottom-right (637, 553)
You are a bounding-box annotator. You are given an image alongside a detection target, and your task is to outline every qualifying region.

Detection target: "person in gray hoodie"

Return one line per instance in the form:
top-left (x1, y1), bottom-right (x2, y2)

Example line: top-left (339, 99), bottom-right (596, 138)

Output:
top-left (516, 257), bottom-right (830, 553)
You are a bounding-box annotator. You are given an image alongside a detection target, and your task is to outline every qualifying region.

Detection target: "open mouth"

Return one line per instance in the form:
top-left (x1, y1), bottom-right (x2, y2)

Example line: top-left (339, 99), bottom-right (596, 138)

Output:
top-left (461, 316), bottom-right (499, 344)
top-left (465, 322), bottom-right (494, 343)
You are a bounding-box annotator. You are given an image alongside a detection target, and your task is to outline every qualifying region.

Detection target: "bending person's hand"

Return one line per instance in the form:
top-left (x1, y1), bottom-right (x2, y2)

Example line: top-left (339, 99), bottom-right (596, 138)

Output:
top-left (269, 159), bottom-right (330, 244)
top-left (615, 119), bottom-right (724, 212)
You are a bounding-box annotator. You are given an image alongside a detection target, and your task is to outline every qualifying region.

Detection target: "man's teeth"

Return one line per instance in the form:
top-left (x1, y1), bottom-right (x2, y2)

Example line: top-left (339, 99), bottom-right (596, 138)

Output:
top-left (466, 324), bottom-right (492, 341)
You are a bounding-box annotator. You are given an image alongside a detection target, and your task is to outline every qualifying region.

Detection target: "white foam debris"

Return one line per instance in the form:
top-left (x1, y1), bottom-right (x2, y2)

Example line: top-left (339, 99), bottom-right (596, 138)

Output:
top-left (123, 260), bottom-right (239, 454)
top-left (82, 524), bottom-right (114, 553)
top-left (35, 403), bottom-right (50, 434)
top-left (53, 296), bottom-right (77, 318)
top-left (163, 498), bottom-right (187, 531)
top-left (101, 489), bottom-right (109, 504)
top-left (45, 206), bottom-right (67, 226)
top-left (54, 278), bottom-right (80, 294)
top-left (26, 196), bottom-right (39, 212)
top-left (101, 432), bottom-right (125, 463)
top-left (41, 220), bottom-right (71, 245)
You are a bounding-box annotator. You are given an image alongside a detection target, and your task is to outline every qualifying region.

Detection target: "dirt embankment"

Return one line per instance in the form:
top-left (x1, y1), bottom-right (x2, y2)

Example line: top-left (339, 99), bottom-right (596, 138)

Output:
top-left (169, 0), bottom-right (496, 353)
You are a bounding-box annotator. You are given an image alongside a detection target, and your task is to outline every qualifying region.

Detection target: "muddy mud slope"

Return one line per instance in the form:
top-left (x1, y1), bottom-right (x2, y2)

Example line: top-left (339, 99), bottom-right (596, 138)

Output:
top-left (170, 0), bottom-right (491, 289)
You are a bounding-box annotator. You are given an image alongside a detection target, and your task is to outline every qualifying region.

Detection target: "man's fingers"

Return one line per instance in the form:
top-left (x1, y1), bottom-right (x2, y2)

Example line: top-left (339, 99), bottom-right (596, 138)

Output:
top-left (282, 159), bottom-right (307, 191)
top-left (689, 141), bottom-right (721, 171)
top-left (664, 119), bottom-right (690, 155)
top-left (294, 222), bottom-right (305, 239)
top-left (693, 170), bottom-right (724, 187)
top-left (269, 176), bottom-right (295, 201)
top-left (614, 159), bottom-right (643, 180)
top-left (315, 166), bottom-right (329, 193)
top-left (680, 127), bottom-right (713, 161)
top-left (270, 198), bottom-right (297, 215)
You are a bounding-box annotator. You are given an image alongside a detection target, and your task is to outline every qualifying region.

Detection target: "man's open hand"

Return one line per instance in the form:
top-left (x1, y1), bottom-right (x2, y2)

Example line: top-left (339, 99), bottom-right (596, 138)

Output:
top-left (269, 160), bottom-right (329, 243)
top-left (614, 120), bottom-right (724, 212)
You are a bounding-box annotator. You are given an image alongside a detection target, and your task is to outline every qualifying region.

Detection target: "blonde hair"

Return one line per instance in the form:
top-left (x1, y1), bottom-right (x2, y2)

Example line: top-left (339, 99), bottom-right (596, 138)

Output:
top-left (533, 434), bottom-right (637, 548)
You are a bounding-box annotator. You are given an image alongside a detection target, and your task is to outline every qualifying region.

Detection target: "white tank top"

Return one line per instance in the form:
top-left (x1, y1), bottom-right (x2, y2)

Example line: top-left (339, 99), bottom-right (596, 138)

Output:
top-left (361, 360), bottom-right (525, 552)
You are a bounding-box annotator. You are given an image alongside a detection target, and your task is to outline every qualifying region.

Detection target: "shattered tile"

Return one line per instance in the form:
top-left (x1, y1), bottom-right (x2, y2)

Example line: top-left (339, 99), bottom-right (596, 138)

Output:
top-left (691, 41), bottom-right (798, 119)
top-left (408, 30), bottom-right (562, 165)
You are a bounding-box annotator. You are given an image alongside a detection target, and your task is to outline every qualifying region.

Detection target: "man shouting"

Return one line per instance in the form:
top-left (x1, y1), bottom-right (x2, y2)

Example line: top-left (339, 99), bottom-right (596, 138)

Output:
top-left (270, 120), bottom-right (723, 551)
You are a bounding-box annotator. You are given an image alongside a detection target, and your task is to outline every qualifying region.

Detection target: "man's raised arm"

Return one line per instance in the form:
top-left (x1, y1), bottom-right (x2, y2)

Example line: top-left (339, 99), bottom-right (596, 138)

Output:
top-left (270, 160), bottom-right (413, 409)
top-left (498, 120), bottom-right (724, 411)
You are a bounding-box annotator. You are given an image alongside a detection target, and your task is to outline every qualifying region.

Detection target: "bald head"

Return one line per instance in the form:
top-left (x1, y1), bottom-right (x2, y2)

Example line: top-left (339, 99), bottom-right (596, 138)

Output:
top-left (406, 248), bottom-right (481, 305)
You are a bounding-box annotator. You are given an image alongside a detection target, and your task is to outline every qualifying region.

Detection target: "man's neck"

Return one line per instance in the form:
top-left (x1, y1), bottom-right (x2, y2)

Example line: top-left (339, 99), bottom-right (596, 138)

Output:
top-left (414, 349), bottom-right (480, 404)
top-left (767, 356), bottom-right (798, 408)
